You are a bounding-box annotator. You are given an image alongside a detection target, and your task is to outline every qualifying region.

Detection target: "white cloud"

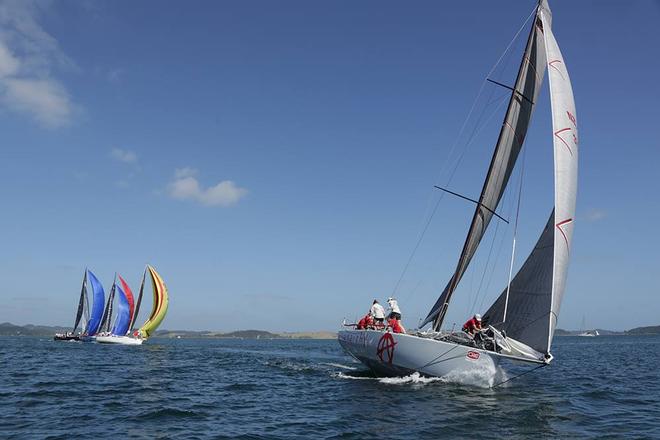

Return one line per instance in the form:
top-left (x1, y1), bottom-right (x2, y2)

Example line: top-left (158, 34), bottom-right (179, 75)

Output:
top-left (110, 148), bottom-right (138, 164)
top-left (174, 167), bottom-right (198, 179)
top-left (585, 208), bottom-right (607, 222)
top-left (0, 41), bottom-right (20, 77)
top-left (0, 1), bottom-right (76, 128)
top-left (3, 77), bottom-right (71, 126)
top-left (168, 168), bottom-right (248, 207)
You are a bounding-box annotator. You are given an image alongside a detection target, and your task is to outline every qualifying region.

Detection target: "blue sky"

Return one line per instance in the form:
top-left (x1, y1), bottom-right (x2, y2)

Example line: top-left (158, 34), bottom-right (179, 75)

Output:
top-left (0, 0), bottom-right (658, 332)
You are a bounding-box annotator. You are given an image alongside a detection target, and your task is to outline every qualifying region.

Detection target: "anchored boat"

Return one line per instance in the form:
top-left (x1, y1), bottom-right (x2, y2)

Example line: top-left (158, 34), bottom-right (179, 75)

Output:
top-left (97, 265), bottom-right (169, 345)
top-left (339, 0), bottom-right (578, 380)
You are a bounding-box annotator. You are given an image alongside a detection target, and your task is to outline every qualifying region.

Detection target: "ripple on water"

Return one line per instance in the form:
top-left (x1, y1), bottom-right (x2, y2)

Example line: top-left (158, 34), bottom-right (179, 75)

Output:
top-left (1, 336), bottom-right (659, 439)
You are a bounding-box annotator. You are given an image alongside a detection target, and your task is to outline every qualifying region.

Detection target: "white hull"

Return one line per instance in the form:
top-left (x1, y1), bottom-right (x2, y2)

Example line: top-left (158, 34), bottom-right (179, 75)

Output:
top-left (338, 330), bottom-right (501, 378)
top-left (96, 335), bottom-right (144, 345)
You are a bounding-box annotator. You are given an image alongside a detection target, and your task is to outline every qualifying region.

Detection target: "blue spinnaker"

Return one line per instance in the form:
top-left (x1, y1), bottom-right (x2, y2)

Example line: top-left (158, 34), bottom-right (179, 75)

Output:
top-left (111, 285), bottom-right (131, 336)
top-left (85, 270), bottom-right (105, 335)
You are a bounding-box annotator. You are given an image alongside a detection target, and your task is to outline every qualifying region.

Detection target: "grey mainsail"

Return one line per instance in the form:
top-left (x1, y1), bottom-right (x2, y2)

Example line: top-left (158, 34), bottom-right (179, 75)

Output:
top-left (99, 279), bottom-right (116, 333)
top-left (423, 7), bottom-right (548, 330)
top-left (72, 270), bottom-right (88, 333)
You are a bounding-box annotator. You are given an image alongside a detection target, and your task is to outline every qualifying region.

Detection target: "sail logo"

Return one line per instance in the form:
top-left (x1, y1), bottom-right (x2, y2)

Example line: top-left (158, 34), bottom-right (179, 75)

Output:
top-left (466, 351), bottom-right (480, 361)
top-left (377, 332), bottom-right (397, 364)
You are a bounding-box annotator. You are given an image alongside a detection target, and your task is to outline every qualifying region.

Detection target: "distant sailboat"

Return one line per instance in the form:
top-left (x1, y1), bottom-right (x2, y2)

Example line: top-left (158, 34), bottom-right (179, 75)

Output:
top-left (54, 270), bottom-right (90, 341)
top-left (339, 0), bottom-right (579, 379)
top-left (53, 269), bottom-right (106, 342)
top-left (578, 315), bottom-right (599, 337)
top-left (97, 265), bottom-right (169, 345)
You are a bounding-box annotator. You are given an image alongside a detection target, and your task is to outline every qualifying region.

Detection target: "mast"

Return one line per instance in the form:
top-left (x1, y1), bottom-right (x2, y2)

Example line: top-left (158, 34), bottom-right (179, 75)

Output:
top-left (429, 3), bottom-right (547, 331)
top-left (129, 267), bottom-right (147, 333)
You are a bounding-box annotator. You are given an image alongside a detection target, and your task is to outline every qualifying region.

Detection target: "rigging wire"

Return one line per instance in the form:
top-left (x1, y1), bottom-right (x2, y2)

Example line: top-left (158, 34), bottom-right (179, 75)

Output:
top-left (390, 5), bottom-right (539, 303)
top-left (503, 141), bottom-right (528, 322)
top-left (470, 139), bottom-right (527, 315)
top-left (393, 93), bottom-right (509, 302)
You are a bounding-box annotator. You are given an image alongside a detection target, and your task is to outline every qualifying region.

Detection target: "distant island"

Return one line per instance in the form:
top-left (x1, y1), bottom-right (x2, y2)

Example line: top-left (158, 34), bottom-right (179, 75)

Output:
top-left (4, 322), bottom-right (660, 339)
top-left (0, 322), bottom-right (336, 339)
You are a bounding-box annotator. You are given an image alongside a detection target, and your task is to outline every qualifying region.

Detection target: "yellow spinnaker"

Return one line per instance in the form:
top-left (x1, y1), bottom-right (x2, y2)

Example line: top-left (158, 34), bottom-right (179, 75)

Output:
top-left (138, 265), bottom-right (169, 339)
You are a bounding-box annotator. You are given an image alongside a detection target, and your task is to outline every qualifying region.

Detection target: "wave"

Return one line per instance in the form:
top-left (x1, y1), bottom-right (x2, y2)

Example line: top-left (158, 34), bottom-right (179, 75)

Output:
top-left (440, 363), bottom-right (508, 389)
top-left (321, 362), bottom-right (358, 370)
top-left (379, 372), bottom-right (444, 385)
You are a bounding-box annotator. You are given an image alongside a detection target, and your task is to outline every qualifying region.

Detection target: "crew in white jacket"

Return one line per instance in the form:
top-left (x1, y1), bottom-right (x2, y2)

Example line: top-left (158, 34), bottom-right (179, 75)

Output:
top-left (369, 300), bottom-right (386, 324)
top-left (387, 297), bottom-right (401, 320)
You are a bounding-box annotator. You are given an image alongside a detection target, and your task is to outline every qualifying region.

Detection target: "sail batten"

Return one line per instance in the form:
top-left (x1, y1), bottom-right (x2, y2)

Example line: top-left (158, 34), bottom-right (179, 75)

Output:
top-left (424, 6), bottom-right (549, 329)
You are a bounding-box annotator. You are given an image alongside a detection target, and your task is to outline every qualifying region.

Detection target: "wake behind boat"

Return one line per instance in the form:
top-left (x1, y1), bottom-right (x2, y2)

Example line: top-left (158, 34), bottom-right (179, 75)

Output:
top-left (340, 0), bottom-right (578, 382)
top-left (96, 265), bottom-right (169, 345)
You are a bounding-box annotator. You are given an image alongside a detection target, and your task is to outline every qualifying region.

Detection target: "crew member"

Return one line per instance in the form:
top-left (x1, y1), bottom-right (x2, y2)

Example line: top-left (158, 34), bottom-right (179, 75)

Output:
top-left (387, 317), bottom-right (406, 334)
top-left (462, 314), bottom-right (482, 336)
top-left (356, 314), bottom-right (374, 330)
top-left (370, 300), bottom-right (386, 325)
top-left (387, 297), bottom-right (401, 320)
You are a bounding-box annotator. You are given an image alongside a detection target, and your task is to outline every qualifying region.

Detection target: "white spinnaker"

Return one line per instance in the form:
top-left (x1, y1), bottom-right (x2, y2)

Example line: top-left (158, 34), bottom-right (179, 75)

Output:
top-left (540, 9), bottom-right (578, 351)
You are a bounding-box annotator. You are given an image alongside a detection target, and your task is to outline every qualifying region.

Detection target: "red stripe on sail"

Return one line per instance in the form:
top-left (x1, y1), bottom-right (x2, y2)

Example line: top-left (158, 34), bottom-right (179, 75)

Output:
top-left (556, 218), bottom-right (573, 249)
top-left (549, 59), bottom-right (565, 80)
top-left (554, 127), bottom-right (574, 156)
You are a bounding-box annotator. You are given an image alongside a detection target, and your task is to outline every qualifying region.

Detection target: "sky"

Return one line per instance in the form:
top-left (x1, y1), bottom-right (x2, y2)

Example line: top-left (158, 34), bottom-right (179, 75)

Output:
top-left (0, 0), bottom-right (658, 333)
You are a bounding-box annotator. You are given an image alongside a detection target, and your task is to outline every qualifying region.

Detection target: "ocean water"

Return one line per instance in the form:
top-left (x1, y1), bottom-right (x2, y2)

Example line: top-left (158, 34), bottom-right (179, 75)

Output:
top-left (1, 335), bottom-right (659, 439)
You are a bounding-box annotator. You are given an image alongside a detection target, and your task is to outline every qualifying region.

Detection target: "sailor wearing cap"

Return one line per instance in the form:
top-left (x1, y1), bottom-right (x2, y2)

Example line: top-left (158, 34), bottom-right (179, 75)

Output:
top-left (387, 297), bottom-right (401, 321)
top-left (462, 313), bottom-right (483, 336)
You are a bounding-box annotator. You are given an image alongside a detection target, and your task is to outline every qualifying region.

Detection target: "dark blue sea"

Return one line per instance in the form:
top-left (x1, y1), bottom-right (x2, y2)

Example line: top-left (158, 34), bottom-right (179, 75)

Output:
top-left (1, 335), bottom-right (659, 439)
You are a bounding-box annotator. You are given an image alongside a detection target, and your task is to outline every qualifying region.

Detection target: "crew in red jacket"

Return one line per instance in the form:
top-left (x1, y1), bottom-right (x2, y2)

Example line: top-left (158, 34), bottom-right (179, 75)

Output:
top-left (462, 314), bottom-right (482, 336)
top-left (387, 318), bottom-right (406, 334)
top-left (356, 314), bottom-right (374, 330)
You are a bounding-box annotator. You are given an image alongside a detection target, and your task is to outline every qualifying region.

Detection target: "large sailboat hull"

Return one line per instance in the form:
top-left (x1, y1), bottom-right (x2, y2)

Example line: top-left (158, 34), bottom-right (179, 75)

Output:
top-left (96, 335), bottom-right (144, 345)
top-left (338, 330), bottom-right (500, 378)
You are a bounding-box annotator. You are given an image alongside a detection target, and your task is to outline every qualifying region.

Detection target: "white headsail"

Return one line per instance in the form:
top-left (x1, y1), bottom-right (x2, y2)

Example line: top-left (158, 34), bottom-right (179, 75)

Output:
top-left (540, 6), bottom-right (578, 351)
top-left (483, 1), bottom-right (578, 356)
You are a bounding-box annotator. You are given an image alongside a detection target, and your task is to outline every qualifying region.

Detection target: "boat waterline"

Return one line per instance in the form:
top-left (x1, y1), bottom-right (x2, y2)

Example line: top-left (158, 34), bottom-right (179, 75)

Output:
top-left (338, 329), bottom-right (502, 379)
top-left (95, 335), bottom-right (144, 345)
